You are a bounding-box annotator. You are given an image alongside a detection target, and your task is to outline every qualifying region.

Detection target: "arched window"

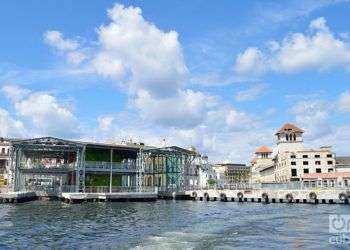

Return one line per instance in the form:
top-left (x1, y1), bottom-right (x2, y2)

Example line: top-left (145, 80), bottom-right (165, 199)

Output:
top-left (289, 134), bottom-right (293, 141)
top-left (293, 134), bottom-right (296, 141)
top-left (286, 134), bottom-right (289, 141)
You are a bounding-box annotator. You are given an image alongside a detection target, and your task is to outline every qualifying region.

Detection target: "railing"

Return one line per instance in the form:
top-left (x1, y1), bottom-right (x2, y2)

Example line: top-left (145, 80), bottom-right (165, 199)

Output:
top-left (180, 182), bottom-right (350, 191)
top-left (19, 185), bottom-right (156, 194)
top-left (84, 186), bottom-right (156, 193)
top-left (182, 183), bottom-right (252, 191)
top-left (85, 161), bottom-right (136, 171)
top-left (19, 163), bottom-right (75, 170)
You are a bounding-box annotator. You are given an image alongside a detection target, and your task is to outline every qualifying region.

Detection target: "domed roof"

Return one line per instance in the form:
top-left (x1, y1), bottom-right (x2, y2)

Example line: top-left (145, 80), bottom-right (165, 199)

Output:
top-left (276, 123), bottom-right (304, 135)
top-left (255, 145), bottom-right (272, 154)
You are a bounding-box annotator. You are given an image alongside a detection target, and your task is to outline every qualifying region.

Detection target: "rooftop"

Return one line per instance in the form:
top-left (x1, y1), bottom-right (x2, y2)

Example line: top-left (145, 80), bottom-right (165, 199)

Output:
top-left (276, 123), bottom-right (304, 135)
top-left (256, 146), bottom-right (273, 154)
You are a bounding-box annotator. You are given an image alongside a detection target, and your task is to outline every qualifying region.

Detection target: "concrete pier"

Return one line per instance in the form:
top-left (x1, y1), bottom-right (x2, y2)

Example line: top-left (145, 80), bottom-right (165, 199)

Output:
top-left (0, 191), bottom-right (37, 203)
top-left (61, 192), bottom-right (158, 203)
top-left (184, 189), bottom-right (350, 204)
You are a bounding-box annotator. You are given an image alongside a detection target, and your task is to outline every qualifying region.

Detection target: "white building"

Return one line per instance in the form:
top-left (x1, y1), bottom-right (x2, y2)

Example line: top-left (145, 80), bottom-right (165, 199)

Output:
top-left (0, 138), bottom-right (11, 187)
top-left (251, 123), bottom-right (337, 184)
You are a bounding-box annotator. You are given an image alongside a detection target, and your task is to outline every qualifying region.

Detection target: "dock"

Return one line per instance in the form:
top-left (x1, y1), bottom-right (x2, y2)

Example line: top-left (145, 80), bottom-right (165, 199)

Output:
top-left (0, 191), bottom-right (37, 203)
top-left (184, 189), bottom-right (350, 204)
top-left (61, 191), bottom-right (158, 203)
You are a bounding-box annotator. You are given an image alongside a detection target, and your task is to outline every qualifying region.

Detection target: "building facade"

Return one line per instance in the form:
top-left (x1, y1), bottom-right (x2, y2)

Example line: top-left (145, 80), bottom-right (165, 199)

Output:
top-left (251, 123), bottom-right (337, 184)
top-left (214, 163), bottom-right (250, 185)
top-left (0, 138), bottom-right (11, 187)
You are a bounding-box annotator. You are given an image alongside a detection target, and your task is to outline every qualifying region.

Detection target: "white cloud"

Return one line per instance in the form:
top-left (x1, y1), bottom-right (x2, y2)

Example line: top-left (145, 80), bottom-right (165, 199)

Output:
top-left (235, 83), bottom-right (268, 102)
top-left (14, 93), bottom-right (79, 137)
top-left (289, 99), bottom-right (331, 140)
top-left (97, 115), bottom-right (114, 131)
top-left (134, 89), bottom-right (216, 129)
top-left (1, 84), bottom-right (31, 102)
top-left (337, 91), bottom-right (350, 113)
top-left (44, 30), bottom-right (87, 66)
top-left (234, 17), bottom-right (350, 75)
top-left (233, 47), bottom-right (266, 75)
top-left (2, 85), bottom-right (80, 138)
top-left (92, 3), bottom-right (188, 97)
top-left (44, 30), bottom-right (79, 51)
top-left (0, 108), bottom-right (26, 138)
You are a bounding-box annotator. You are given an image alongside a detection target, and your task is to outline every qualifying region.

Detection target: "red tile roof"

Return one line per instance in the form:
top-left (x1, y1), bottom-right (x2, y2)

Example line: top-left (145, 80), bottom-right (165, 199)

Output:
top-left (276, 123), bottom-right (304, 135)
top-left (256, 145), bottom-right (272, 154)
top-left (303, 172), bottom-right (350, 179)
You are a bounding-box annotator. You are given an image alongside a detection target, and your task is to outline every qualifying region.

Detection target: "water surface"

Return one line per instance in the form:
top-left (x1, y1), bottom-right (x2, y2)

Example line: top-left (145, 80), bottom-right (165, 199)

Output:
top-left (0, 200), bottom-right (347, 249)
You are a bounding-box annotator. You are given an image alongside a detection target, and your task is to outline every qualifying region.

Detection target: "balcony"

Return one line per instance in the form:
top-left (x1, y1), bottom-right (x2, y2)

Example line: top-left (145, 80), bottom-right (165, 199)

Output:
top-left (19, 163), bottom-right (75, 173)
top-left (85, 161), bottom-right (136, 172)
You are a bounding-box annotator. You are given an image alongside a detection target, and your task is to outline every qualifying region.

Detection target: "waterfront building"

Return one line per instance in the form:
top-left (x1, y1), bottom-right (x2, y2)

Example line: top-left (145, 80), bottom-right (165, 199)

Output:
top-left (251, 123), bottom-right (337, 184)
top-left (213, 163), bottom-right (250, 185)
top-left (251, 146), bottom-right (275, 184)
top-left (9, 137), bottom-right (145, 193)
top-left (198, 162), bottom-right (217, 188)
top-left (335, 157), bottom-right (350, 172)
top-left (138, 146), bottom-right (199, 191)
top-left (301, 157), bottom-right (350, 188)
top-left (0, 138), bottom-right (11, 187)
top-left (6, 136), bottom-right (212, 193)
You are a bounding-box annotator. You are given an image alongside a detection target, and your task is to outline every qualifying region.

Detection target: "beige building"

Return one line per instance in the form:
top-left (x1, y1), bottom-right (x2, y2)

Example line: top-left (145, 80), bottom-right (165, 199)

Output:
top-left (251, 146), bottom-right (275, 184)
top-left (251, 123), bottom-right (336, 184)
top-left (0, 138), bottom-right (11, 186)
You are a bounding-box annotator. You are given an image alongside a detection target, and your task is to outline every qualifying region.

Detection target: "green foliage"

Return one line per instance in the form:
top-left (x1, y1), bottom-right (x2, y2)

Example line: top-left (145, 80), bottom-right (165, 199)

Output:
top-left (207, 178), bottom-right (216, 186)
top-left (85, 174), bottom-right (122, 186)
top-left (85, 148), bottom-right (122, 162)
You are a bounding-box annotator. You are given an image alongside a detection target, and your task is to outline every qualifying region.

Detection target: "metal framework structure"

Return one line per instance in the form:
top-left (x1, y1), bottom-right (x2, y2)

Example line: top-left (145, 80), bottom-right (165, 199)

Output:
top-left (10, 137), bottom-right (85, 192)
top-left (137, 146), bottom-right (196, 191)
top-left (10, 137), bottom-right (141, 193)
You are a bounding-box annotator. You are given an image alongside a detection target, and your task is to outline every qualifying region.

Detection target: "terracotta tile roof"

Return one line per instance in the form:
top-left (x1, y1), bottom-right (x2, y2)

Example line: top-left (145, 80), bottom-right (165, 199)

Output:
top-left (276, 123), bottom-right (304, 135)
top-left (256, 145), bottom-right (272, 154)
top-left (303, 172), bottom-right (350, 179)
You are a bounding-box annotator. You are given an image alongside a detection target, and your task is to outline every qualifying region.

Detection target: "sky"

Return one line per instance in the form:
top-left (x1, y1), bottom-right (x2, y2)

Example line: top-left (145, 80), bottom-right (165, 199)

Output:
top-left (0, 0), bottom-right (350, 163)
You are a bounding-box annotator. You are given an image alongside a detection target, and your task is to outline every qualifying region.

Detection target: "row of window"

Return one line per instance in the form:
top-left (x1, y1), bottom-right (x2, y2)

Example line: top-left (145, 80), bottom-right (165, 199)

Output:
top-left (291, 161), bottom-right (333, 166)
top-left (290, 154), bottom-right (333, 159)
top-left (291, 168), bottom-right (334, 176)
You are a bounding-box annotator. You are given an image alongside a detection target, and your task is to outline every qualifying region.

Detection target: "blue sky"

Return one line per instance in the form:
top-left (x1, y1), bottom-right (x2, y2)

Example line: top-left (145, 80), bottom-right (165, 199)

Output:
top-left (0, 0), bottom-right (350, 163)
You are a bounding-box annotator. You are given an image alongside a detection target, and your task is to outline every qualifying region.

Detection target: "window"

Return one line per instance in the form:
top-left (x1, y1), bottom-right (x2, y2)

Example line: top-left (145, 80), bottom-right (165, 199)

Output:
top-left (327, 154), bottom-right (333, 158)
top-left (303, 168), bottom-right (309, 174)
top-left (303, 161), bottom-right (309, 165)
top-left (1, 148), bottom-right (4, 154)
top-left (315, 161), bottom-right (321, 165)
top-left (291, 161), bottom-right (296, 166)
top-left (328, 168), bottom-right (334, 172)
top-left (327, 161), bottom-right (333, 165)
top-left (290, 155), bottom-right (296, 159)
top-left (303, 155), bottom-right (308, 158)
top-left (315, 154), bottom-right (320, 158)
top-left (291, 169), bottom-right (297, 177)
top-left (323, 180), bottom-right (328, 187)
top-left (316, 168), bottom-right (321, 173)
top-left (345, 180), bottom-right (349, 187)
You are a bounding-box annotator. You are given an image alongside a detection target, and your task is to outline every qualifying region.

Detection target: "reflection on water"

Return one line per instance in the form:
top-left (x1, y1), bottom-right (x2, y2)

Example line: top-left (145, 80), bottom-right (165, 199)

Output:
top-left (0, 200), bottom-right (346, 249)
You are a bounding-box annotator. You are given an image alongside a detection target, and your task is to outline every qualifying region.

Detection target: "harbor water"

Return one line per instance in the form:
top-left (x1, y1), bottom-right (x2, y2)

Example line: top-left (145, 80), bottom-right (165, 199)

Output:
top-left (0, 200), bottom-right (347, 249)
